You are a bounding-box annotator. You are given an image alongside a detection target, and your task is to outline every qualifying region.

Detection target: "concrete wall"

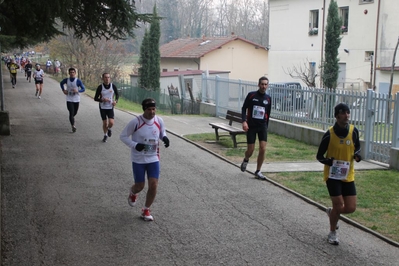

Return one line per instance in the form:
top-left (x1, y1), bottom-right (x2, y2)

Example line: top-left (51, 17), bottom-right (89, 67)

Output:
top-left (390, 148), bottom-right (399, 170)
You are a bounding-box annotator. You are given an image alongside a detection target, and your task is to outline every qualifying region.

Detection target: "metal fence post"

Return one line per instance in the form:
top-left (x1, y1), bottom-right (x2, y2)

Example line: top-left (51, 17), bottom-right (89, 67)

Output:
top-left (392, 92), bottom-right (399, 148)
top-left (215, 75), bottom-right (220, 116)
top-left (364, 89), bottom-right (375, 159)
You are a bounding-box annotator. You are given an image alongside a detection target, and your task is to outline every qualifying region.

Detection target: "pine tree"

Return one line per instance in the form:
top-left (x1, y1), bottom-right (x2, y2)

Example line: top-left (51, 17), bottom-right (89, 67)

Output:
top-left (323, 0), bottom-right (342, 90)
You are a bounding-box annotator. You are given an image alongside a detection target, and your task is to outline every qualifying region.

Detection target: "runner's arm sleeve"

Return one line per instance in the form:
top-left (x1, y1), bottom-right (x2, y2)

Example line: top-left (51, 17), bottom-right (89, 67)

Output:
top-left (241, 94), bottom-right (250, 122)
top-left (316, 131), bottom-right (333, 165)
top-left (353, 127), bottom-right (362, 162)
top-left (77, 79), bottom-right (85, 93)
top-left (94, 86), bottom-right (102, 102)
top-left (60, 79), bottom-right (67, 90)
top-left (120, 120), bottom-right (138, 149)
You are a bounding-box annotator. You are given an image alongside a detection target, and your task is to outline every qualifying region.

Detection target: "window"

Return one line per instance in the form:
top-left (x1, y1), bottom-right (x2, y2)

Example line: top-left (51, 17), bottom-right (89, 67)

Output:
top-left (365, 51), bottom-right (374, 62)
top-left (309, 62), bottom-right (317, 80)
top-left (339, 7), bottom-right (349, 34)
top-left (359, 0), bottom-right (373, 4)
top-left (309, 10), bottom-right (319, 35)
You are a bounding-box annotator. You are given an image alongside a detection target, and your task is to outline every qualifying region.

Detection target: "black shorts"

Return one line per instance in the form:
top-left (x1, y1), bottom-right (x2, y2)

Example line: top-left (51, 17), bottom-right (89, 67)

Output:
top-left (326, 179), bottom-right (357, 197)
top-left (100, 108), bottom-right (114, 120)
top-left (246, 126), bottom-right (268, 144)
top-left (35, 79), bottom-right (43, 84)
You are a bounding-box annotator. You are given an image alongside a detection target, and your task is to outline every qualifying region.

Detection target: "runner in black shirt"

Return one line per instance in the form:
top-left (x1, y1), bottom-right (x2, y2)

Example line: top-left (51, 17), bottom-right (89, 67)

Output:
top-left (240, 76), bottom-right (272, 180)
top-left (25, 61), bottom-right (33, 82)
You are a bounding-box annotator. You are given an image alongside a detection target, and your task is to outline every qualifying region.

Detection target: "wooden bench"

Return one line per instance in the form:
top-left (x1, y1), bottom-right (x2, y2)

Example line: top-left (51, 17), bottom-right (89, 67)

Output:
top-left (209, 110), bottom-right (246, 148)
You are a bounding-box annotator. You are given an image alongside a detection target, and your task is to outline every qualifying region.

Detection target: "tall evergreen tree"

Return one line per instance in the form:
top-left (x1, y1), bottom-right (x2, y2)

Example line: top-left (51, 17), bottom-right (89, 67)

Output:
top-left (138, 4), bottom-right (161, 91)
top-left (148, 5), bottom-right (161, 91)
top-left (323, 0), bottom-right (341, 90)
top-left (138, 29), bottom-right (150, 89)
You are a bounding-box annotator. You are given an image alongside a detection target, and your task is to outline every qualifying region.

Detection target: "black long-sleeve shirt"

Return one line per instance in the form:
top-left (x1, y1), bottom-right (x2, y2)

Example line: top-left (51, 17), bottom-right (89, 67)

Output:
top-left (241, 90), bottom-right (272, 128)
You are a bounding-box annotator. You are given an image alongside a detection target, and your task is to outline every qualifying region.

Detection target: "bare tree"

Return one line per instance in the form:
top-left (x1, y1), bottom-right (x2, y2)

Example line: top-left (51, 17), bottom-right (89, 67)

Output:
top-left (284, 59), bottom-right (318, 87)
top-left (48, 29), bottom-right (128, 87)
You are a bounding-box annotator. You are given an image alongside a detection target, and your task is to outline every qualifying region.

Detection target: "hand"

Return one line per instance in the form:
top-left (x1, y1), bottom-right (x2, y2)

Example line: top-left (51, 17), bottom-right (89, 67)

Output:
top-left (354, 154), bottom-right (362, 162)
top-left (162, 136), bottom-right (170, 148)
top-left (326, 157), bottom-right (334, 166)
top-left (135, 143), bottom-right (145, 151)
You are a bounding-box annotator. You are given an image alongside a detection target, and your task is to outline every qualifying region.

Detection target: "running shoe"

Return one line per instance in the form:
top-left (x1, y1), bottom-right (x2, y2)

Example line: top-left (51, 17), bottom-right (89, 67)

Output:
top-left (255, 170), bottom-right (267, 180)
top-left (128, 191), bottom-right (137, 207)
top-left (240, 159), bottom-right (248, 172)
top-left (102, 135), bottom-right (108, 143)
top-left (327, 231), bottom-right (339, 245)
top-left (141, 208), bottom-right (154, 221)
top-left (35, 91), bottom-right (38, 96)
top-left (107, 129), bottom-right (112, 138)
top-left (38, 96), bottom-right (41, 99)
top-left (326, 207), bottom-right (339, 230)
top-left (72, 126), bottom-right (77, 133)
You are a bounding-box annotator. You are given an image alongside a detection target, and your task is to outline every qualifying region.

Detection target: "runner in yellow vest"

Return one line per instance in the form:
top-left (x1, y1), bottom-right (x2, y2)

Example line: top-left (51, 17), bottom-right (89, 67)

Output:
top-left (8, 59), bottom-right (20, 88)
top-left (316, 103), bottom-right (362, 245)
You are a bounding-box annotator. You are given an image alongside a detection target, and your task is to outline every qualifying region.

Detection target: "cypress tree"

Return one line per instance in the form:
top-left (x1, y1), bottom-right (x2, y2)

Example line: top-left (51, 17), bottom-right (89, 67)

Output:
top-left (148, 5), bottom-right (161, 91)
top-left (138, 29), bottom-right (150, 89)
top-left (138, 4), bottom-right (161, 91)
top-left (323, 0), bottom-right (341, 90)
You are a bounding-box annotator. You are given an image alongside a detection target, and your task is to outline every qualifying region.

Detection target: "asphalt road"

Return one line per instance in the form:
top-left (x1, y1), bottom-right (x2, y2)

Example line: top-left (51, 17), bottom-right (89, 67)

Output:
top-left (1, 72), bottom-right (398, 265)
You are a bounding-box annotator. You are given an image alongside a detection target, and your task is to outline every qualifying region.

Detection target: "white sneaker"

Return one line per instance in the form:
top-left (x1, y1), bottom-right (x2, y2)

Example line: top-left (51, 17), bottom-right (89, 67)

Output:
top-left (255, 171), bottom-right (266, 180)
top-left (327, 231), bottom-right (339, 245)
top-left (38, 96), bottom-right (41, 99)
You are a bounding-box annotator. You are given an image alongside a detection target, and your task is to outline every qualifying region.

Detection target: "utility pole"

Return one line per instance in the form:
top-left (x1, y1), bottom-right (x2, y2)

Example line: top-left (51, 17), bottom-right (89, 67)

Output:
top-left (370, 54), bottom-right (373, 88)
top-left (388, 36), bottom-right (399, 123)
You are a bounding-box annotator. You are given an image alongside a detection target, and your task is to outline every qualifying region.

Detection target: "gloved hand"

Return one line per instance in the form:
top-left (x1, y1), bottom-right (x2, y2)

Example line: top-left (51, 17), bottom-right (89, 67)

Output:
top-left (354, 154), bottom-right (362, 162)
top-left (135, 143), bottom-right (145, 151)
top-left (326, 157), bottom-right (334, 166)
top-left (162, 136), bottom-right (170, 148)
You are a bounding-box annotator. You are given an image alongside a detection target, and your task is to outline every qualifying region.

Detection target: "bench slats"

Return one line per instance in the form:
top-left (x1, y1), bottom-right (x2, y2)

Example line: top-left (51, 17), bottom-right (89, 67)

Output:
top-left (209, 110), bottom-right (246, 148)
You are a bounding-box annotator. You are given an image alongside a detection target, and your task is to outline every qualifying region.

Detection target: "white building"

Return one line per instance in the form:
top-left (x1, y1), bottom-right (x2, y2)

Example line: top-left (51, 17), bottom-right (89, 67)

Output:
top-left (269, 0), bottom-right (399, 95)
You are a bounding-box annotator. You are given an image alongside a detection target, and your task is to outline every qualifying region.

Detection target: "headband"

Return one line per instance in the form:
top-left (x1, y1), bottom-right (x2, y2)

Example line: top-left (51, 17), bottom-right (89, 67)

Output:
top-left (142, 102), bottom-right (156, 111)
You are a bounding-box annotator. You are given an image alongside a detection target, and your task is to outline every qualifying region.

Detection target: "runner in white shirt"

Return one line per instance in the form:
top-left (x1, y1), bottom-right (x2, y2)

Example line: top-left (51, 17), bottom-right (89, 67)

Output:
top-left (120, 98), bottom-right (170, 221)
top-left (59, 68), bottom-right (86, 132)
top-left (94, 73), bottom-right (119, 142)
top-left (32, 64), bottom-right (45, 99)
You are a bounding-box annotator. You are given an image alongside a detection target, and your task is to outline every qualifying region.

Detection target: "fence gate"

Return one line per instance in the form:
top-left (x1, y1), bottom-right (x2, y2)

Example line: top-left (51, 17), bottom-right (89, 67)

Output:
top-left (364, 90), bottom-right (396, 164)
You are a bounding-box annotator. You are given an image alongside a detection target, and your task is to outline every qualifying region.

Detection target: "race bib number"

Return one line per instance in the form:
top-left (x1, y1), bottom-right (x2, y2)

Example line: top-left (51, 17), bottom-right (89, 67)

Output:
top-left (328, 160), bottom-right (350, 180)
top-left (102, 98), bottom-right (112, 108)
top-left (143, 139), bottom-right (158, 155)
top-left (252, 105), bottom-right (265, 119)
